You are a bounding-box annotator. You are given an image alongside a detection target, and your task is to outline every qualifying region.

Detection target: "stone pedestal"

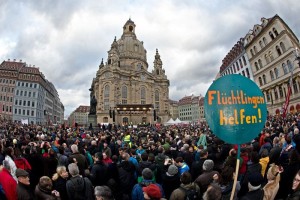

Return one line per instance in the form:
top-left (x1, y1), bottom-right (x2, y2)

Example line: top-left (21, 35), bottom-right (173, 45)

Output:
top-left (88, 114), bottom-right (97, 128)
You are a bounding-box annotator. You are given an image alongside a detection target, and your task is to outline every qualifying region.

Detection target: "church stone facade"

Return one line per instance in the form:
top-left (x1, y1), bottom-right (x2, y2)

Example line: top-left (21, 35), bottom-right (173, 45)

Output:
top-left (92, 19), bottom-right (170, 125)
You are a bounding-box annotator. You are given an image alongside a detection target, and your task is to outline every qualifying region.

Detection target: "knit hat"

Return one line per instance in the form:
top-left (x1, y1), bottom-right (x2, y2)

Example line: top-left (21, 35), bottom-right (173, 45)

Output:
top-left (167, 165), bottom-right (178, 176)
top-left (16, 168), bottom-right (29, 177)
top-left (203, 159), bottom-right (214, 171)
top-left (248, 172), bottom-right (264, 187)
top-left (142, 168), bottom-right (153, 180)
top-left (142, 184), bottom-right (162, 199)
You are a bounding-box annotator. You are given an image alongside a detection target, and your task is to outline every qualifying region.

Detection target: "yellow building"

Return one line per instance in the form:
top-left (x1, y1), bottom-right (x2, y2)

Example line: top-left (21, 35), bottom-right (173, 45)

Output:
top-left (92, 19), bottom-right (170, 125)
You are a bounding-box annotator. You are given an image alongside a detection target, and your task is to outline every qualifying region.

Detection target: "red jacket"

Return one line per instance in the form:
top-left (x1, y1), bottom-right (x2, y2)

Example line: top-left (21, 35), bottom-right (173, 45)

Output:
top-left (0, 168), bottom-right (17, 200)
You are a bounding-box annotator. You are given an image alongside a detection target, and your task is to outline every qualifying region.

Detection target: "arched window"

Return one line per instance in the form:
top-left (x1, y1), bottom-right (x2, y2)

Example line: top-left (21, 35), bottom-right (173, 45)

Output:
top-left (279, 85), bottom-right (284, 98)
top-left (123, 117), bottom-right (128, 125)
top-left (263, 37), bottom-right (267, 45)
top-left (269, 51), bottom-right (274, 61)
top-left (273, 28), bottom-right (279, 36)
top-left (270, 70), bottom-right (274, 81)
top-left (103, 117), bottom-right (108, 123)
top-left (259, 77), bottom-right (263, 86)
top-left (274, 67), bottom-right (279, 78)
top-left (263, 74), bottom-right (267, 84)
top-left (254, 46), bottom-right (258, 54)
top-left (104, 85), bottom-right (110, 98)
top-left (258, 59), bottom-right (263, 68)
top-left (122, 86), bottom-right (127, 104)
top-left (255, 62), bottom-right (259, 71)
top-left (282, 63), bottom-right (288, 74)
top-left (280, 42), bottom-right (286, 52)
top-left (276, 46), bottom-right (282, 56)
top-left (293, 79), bottom-right (299, 93)
top-left (269, 31), bottom-right (275, 40)
top-left (287, 60), bottom-right (293, 72)
top-left (250, 49), bottom-right (254, 57)
top-left (259, 41), bottom-right (263, 48)
top-left (141, 87), bottom-right (146, 104)
top-left (274, 88), bottom-right (278, 99)
top-left (265, 54), bottom-right (270, 64)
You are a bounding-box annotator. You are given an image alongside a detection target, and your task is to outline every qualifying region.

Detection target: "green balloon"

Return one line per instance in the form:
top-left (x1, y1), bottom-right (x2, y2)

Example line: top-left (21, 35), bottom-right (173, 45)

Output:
top-left (204, 74), bottom-right (267, 144)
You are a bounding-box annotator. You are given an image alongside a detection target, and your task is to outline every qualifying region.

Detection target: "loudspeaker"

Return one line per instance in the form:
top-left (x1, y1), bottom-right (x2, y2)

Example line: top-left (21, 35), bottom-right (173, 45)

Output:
top-left (153, 110), bottom-right (156, 121)
top-left (109, 110), bottom-right (112, 118)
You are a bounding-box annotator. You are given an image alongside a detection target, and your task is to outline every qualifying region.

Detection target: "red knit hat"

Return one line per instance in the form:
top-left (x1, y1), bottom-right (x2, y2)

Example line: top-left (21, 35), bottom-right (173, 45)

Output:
top-left (142, 184), bottom-right (162, 199)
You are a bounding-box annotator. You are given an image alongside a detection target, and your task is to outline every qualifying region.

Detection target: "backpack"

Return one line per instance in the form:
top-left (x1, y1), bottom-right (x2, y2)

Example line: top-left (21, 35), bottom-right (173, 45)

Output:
top-left (180, 186), bottom-right (199, 200)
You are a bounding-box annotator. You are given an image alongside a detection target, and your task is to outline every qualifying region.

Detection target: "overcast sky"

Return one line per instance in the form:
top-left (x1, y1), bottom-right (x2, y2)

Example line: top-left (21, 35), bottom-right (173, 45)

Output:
top-left (1, 0), bottom-right (300, 117)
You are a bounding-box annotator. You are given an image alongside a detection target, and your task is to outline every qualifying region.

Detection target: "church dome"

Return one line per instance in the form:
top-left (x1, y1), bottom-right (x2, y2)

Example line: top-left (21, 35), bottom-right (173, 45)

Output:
top-left (114, 19), bottom-right (147, 66)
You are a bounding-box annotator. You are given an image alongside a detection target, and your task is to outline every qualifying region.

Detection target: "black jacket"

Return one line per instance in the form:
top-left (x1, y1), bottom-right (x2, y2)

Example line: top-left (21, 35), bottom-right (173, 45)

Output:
top-left (66, 176), bottom-right (94, 200)
top-left (118, 161), bottom-right (136, 195)
top-left (17, 183), bottom-right (34, 200)
top-left (161, 173), bottom-right (181, 199)
top-left (89, 161), bottom-right (109, 186)
top-left (53, 176), bottom-right (68, 200)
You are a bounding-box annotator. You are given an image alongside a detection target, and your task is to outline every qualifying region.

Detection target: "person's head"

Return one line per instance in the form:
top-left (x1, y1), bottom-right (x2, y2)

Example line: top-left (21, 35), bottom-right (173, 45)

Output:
top-left (68, 163), bottom-right (79, 177)
top-left (95, 152), bottom-right (103, 161)
top-left (142, 184), bottom-right (162, 200)
top-left (167, 164), bottom-right (179, 176)
top-left (94, 186), bottom-right (113, 200)
top-left (294, 128), bottom-right (299, 135)
top-left (292, 170), bottom-right (300, 191)
top-left (251, 151), bottom-right (260, 164)
top-left (4, 147), bottom-right (14, 158)
top-left (38, 176), bottom-right (53, 192)
top-left (203, 183), bottom-right (222, 200)
top-left (142, 168), bottom-right (153, 180)
top-left (248, 172), bottom-right (264, 190)
top-left (102, 152), bottom-right (108, 159)
top-left (121, 152), bottom-right (130, 161)
top-left (203, 159), bottom-right (214, 171)
top-left (260, 149), bottom-right (269, 158)
top-left (16, 168), bottom-right (30, 185)
top-left (71, 144), bottom-right (78, 153)
top-left (141, 152), bottom-right (149, 161)
top-left (180, 172), bottom-right (192, 185)
top-left (174, 157), bottom-right (184, 167)
top-left (54, 166), bottom-right (68, 180)
top-left (200, 149), bottom-right (208, 158)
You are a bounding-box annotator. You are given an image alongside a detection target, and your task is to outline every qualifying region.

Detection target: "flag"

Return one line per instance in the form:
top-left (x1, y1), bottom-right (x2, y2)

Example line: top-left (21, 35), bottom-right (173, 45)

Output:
top-left (282, 65), bottom-right (294, 118)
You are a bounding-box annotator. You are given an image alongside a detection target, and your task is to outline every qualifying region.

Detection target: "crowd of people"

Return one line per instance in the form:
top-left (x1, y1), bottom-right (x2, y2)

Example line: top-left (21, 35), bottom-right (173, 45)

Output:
top-left (0, 112), bottom-right (300, 200)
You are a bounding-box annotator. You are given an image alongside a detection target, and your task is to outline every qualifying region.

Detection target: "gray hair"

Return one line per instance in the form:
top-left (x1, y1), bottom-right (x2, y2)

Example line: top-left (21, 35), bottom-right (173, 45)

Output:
top-left (2, 160), bottom-right (10, 171)
top-left (71, 144), bottom-right (78, 153)
top-left (94, 186), bottom-right (113, 200)
top-left (68, 163), bottom-right (79, 176)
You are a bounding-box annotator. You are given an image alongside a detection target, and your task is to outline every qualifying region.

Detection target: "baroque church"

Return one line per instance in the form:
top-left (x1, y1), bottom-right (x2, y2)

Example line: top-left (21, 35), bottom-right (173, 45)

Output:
top-left (91, 19), bottom-right (170, 125)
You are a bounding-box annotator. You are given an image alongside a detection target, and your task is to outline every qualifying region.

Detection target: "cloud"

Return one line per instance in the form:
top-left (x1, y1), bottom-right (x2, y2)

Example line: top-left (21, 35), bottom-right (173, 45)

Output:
top-left (1, 0), bottom-right (300, 117)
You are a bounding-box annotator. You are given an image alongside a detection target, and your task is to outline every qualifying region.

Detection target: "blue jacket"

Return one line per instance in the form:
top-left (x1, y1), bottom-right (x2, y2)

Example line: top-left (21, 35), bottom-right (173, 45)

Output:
top-left (131, 180), bottom-right (164, 200)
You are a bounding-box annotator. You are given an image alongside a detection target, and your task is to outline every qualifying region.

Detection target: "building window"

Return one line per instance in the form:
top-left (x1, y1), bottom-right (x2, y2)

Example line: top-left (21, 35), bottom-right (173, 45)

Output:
top-left (155, 90), bottom-right (160, 110)
top-left (246, 68), bottom-right (250, 78)
top-left (276, 46), bottom-right (282, 56)
top-left (265, 54), bottom-right (270, 64)
top-left (24, 91), bottom-right (27, 96)
top-left (15, 109), bottom-right (17, 114)
top-left (258, 59), bottom-right (263, 69)
top-left (263, 74), bottom-right (267, 84)
top-left (122, 86), bottom-right (127, 99)
top-left (269, 31), bottom-right (275, 40)
top-left (19, 109), bottom-right (21, 115)
top-left (287, 60), bottom-right (293, 72)
top-left (274, 67), bottom-right (279, 78)
top-left (23, 110), bottom-right (25, 115)
top-left (233, 64), bottom-right (236, 73)
top-left (263, 37), bottom-right (267, 45)
top-left (141, 87), bottom-right (146, 104)
top-left (259, 41), bottom-right (263, 48)
top-left (282, 63), bottom-right (288, 74)
top-left (253, 46), bottom-right (257, 54)
top-left (273, 28), bottom-right (279, 36)
top-left (20, 91), bottom-right (23, 96)
top-left (23, 101), bottom-right (26, 106)
top-left (270, 71), bottom-right (274, 81)
top-left (29, 92), bottom-right (31, 97)
top-left (255, 62), bottom-right (259, 71)
top-left (33, 92), bottom-right (36, 98)
top-left (32, 102), bottom-right (35, 107)
top-left (104, 85), bottom-right (110, 98)
top-left (236, 62), bottom-right (240, 71)
top-left (27, 101), bottom-right (30, 106)
top-left (31, 111), bottom-right (34, 116)
top-left (15, 99), bottom-right (18, 105)
top-left (280, 42), bottom-right (286, 52)
top-left (279, 86), bottom-right (284, 98)
top-left (239, 59), bottom-right (243, 68)
top-left (293, 79), bottom-right (298, 93)
top-left (27, 110), bottom-right (29, 116)
top-left (269, 51), bottom-right (274, 61)
top-left (242, 71), bottom-right (245, 76)
top-left (19, 100), bottom-right (22, 105)
top-left (250, 49), bottom-right (254, 57)
top-left (242, 56), bottom-right (247, 66)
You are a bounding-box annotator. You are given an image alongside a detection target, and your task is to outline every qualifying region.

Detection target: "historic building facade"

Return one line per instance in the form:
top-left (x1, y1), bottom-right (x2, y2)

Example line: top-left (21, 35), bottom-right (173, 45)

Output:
top-left (68, 105), bottom-right (90, 127)
top-left (219, 39), bottom-right (254, 80)
top-left (169, 100), bottom-right (179, 120)
top-left (92, 19), bottom-right (170, 125)
top-left (0, 59), bottom-right (64, 124)
top-left (244, 15), bottom-right (300, 115)
top-left (178, 95), bottom-right (202, 123)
